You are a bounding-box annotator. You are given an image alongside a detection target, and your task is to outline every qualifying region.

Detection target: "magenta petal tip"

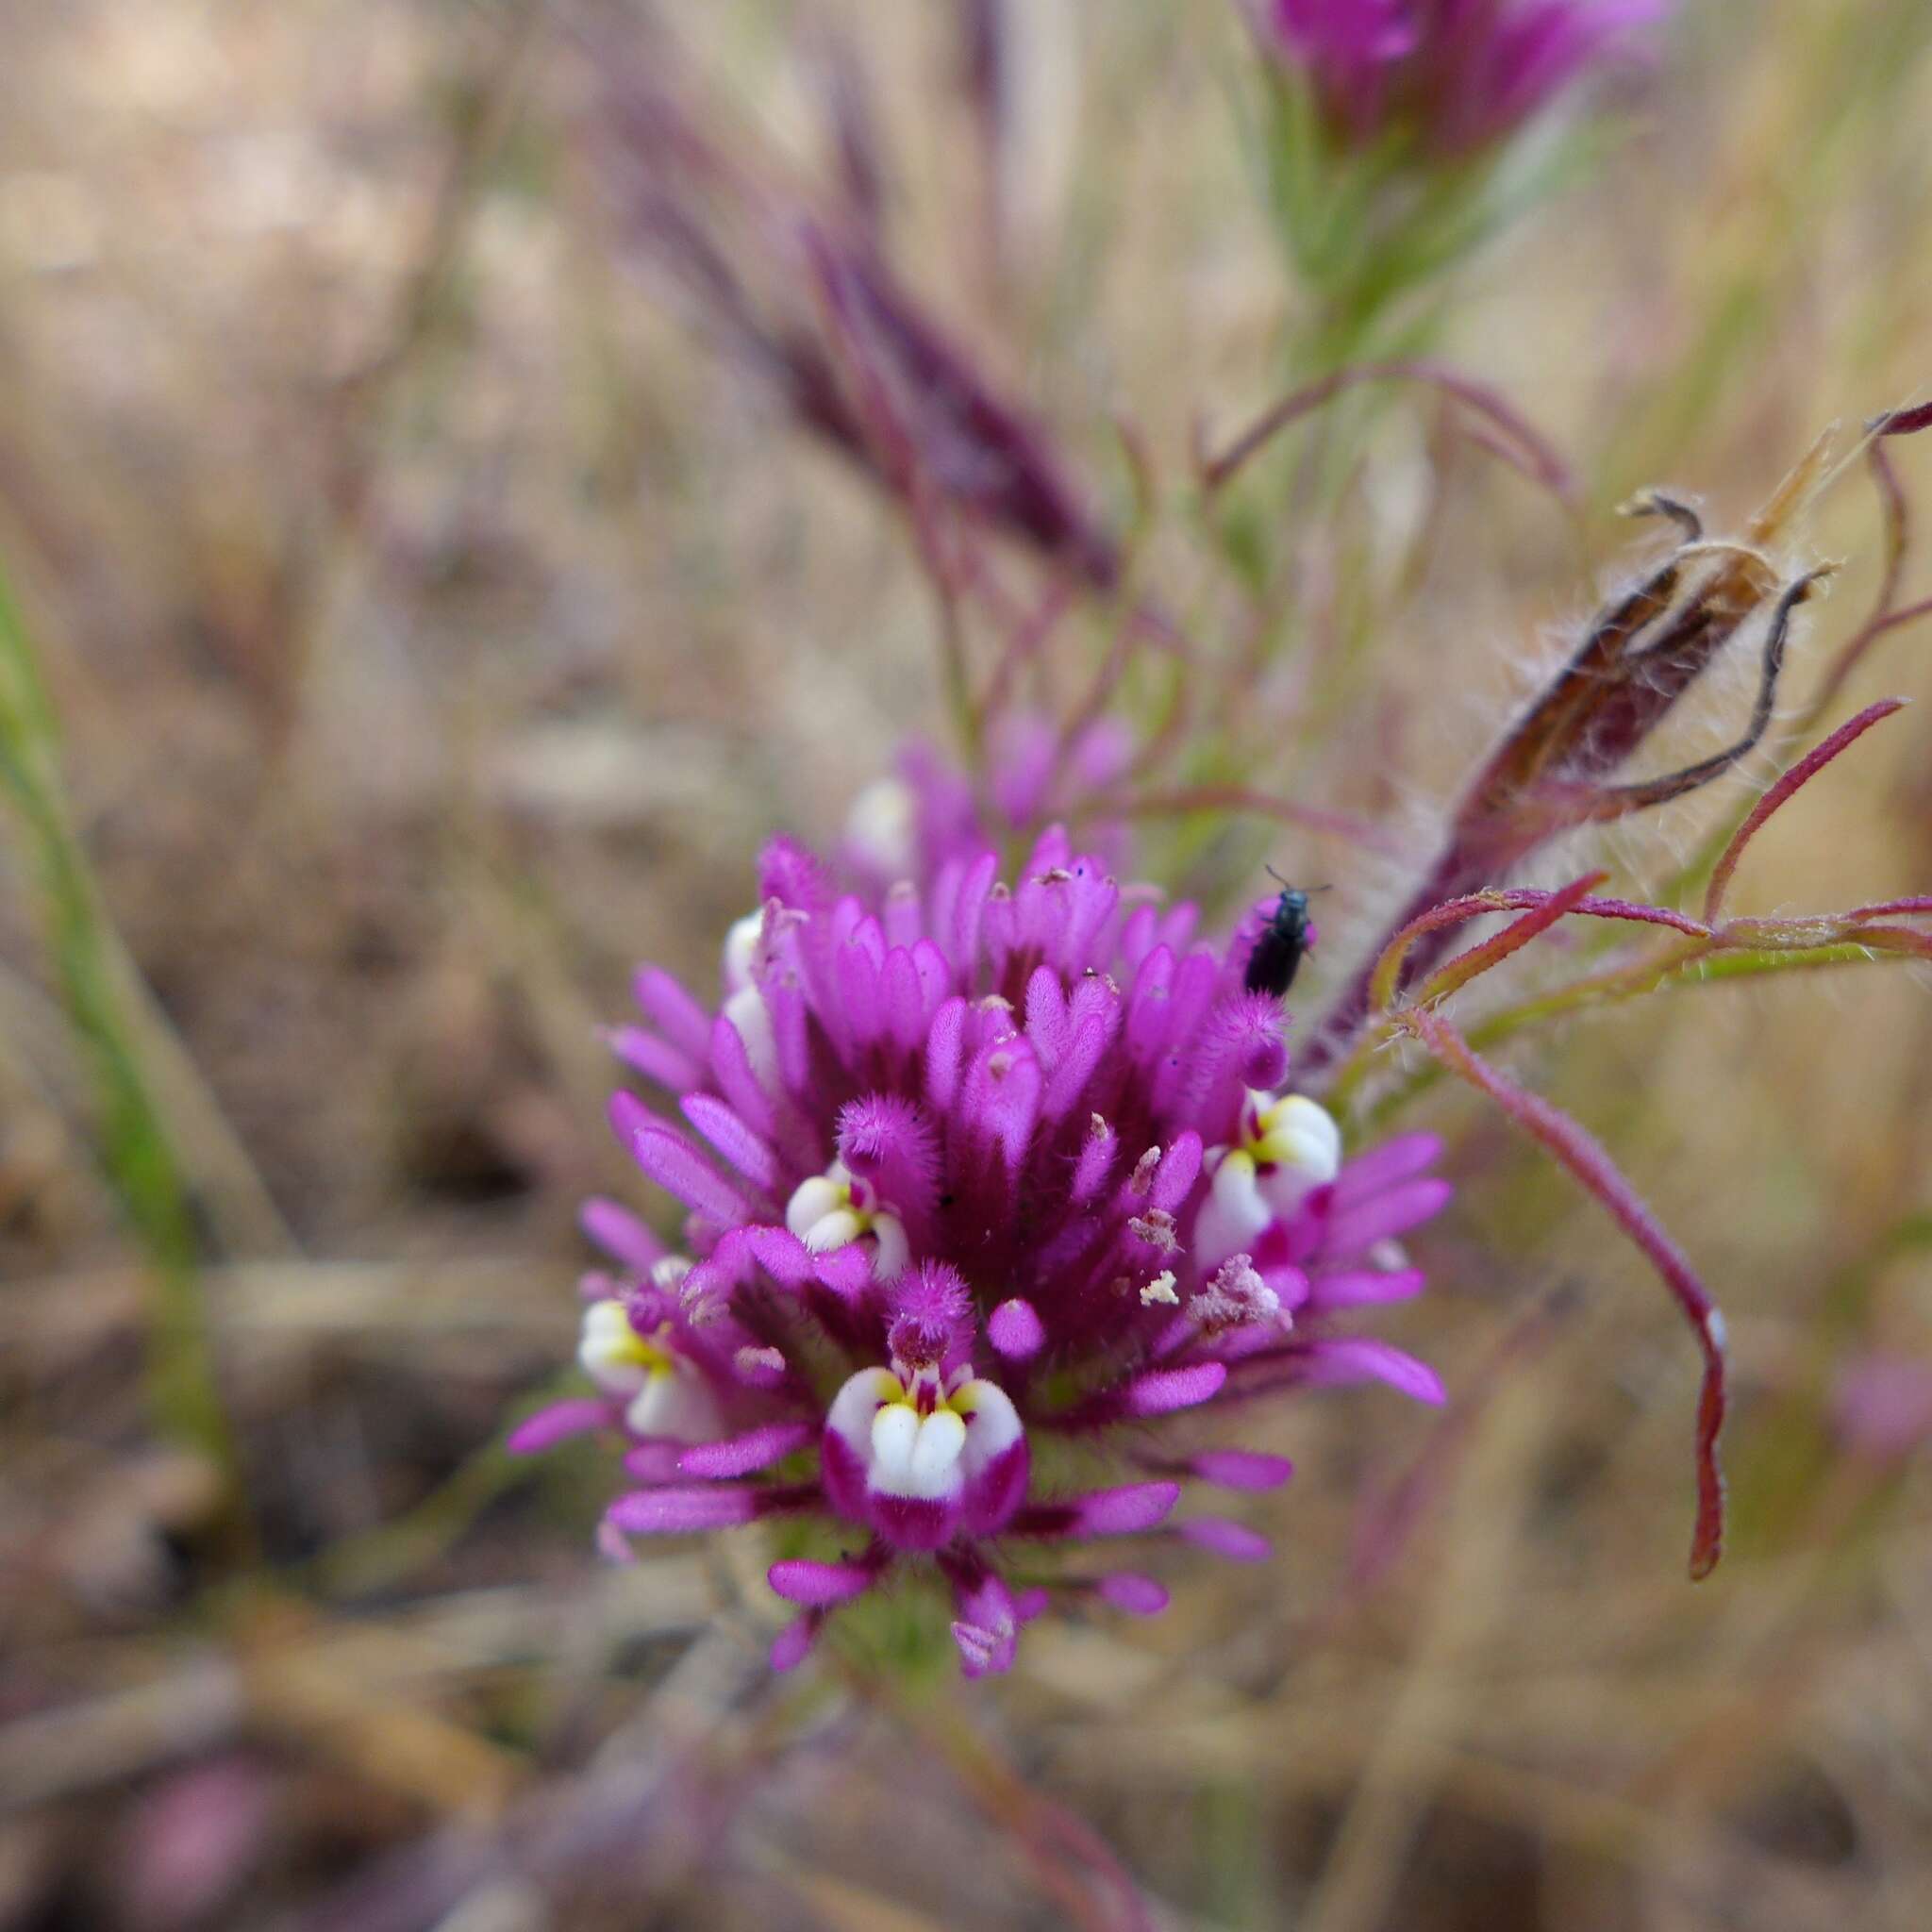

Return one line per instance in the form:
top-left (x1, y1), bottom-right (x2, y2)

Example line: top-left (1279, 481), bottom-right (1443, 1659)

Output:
top-left (506, 1398), bottom-right (609, 1457)
top-left (1095, 1573), bottom-right (1170, 1616)
top-left (605, 1486), bottom-right (760, 1534)
top-left (1068, 1481), bottom-right (1181, 1540)
top-left (768, 1558), bottom-right (875, 1607)
top-left (1179, 1518), bottom-right (1273, 1564)
top-left (989, 1297), bottom-right (1046, 1359)
top-left (771, 1615), bottom-right (819, 1672)
top-left (1191, 1449), bottom-right (1294, 1491)
top-left (1124, 1361), bottom-right (1228, 1418)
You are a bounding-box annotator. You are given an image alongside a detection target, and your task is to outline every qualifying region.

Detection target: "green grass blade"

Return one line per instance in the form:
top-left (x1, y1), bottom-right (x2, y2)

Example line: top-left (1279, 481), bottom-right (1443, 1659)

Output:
top-left (0, 556), bottom-right (236, 1481)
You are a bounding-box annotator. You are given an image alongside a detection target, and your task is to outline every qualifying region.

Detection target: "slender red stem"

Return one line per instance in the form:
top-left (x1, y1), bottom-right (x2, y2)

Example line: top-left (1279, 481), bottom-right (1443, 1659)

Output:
top-left (1401, 1006), bottom-right (1728, 1580)
top-left (1703, 699), bottom-right (1909, 922)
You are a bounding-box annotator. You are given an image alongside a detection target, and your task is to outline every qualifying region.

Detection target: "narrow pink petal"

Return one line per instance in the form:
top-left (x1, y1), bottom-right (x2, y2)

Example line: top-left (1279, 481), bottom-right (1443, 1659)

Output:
top-left (679, 1423), bottom-right (814, 1479)
top-left (1041, 1011), bottom-right (1113, 1121)
top-left (1332, 1133), bottom-right (1443, 1202)
top-left (605, 1486), bottom-right (761, 1533)
top-left (1023, 963), bottom-right (1070, 1057)
top-left (768, 1558), bottom-right (877, 1607)
top-left (608, 1024), bottom-right (702, 1093)
top-left (709, 1011), bottom-right (777, 1139)
top-left (681, 1093), bottom-right (781, 1193)
top-left (623, 1441), bottom-right (684, 1482)
top-left (1095, 1574), bottom-right (1170, 1616)
top-left (1069, 1115), bottom-right (1118, 1205)
top-left (1190, 1449), bottom-right (1294, 1491)
top-left (948, 1571), bottom-right (1021, 1679)
top-left (1123, 1361), bottom-right (1228, 1418)
top-left (633, 966), bottom-right (715, 1061)
top-left (1297, 1337), bottom-right (1446, 1405)
top-left (1149, 1131), bottom-right (1204, 1212)
top-left (506, 1398), bottom-right (609, 1455)
top-left (1060, 1482), bottom-right (1180, 1540)
top-left (923, 997), bottom-right (967, 1113)
top-left (612, 1093), bottom-right (750, 1224)
top-left (579, 1197), bottom-right (666, 1272)
top-left (878, 944), bottom-right (925, 1049)
top-left (951, 851), bottom-right (999, 964)
top-left (1308, 1267), bottom-right (1427, 1307)
top-left (1179, 1518), bottom-right (1273, 1563)
top-left (1322, 1178), bottom-right (1454, 1255)
top-left (771, 1614), bottom-right (821, 1672)
top-left (835, 935), bottom-right (883, 1053)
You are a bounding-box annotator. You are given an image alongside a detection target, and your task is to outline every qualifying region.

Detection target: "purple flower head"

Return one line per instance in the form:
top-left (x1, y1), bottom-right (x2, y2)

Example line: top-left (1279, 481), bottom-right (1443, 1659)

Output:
top-left (1258, 0), bottom-right (1668, 157)
top-left (514, 829), bottom-right (1448, 1677)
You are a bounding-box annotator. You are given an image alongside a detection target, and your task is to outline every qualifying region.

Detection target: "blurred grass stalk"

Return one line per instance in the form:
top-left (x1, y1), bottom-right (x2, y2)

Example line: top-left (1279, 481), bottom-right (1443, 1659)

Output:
top-left (0, 555), bottom-right (236, 1489)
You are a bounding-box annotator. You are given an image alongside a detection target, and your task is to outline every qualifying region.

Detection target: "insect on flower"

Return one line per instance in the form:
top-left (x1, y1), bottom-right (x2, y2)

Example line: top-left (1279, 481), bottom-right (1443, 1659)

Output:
top-left (1244, 874), bottom-right (1325, 1000)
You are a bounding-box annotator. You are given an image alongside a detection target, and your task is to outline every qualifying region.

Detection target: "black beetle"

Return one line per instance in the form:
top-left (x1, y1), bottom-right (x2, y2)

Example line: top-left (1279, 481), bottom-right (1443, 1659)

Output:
top-left (1244, 877), bottom-right (1321, 998)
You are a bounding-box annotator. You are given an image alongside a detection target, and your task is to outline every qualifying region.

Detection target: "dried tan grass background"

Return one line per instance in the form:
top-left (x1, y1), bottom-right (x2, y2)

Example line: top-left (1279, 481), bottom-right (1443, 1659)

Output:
top-left (2, 3), bottom-right (1930, 1927)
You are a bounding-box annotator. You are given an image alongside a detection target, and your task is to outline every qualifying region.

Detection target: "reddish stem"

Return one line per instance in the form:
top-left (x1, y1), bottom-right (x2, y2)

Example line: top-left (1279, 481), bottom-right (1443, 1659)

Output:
top-left (1197, 358), bottom-right (1579, 509)
top-left (1703, 698), bottom-right (1909, 922)
top-left (1401, 1006), bottom-right (1728, 1580)
top-left (1407, 873), bottom-right (1606, 1008)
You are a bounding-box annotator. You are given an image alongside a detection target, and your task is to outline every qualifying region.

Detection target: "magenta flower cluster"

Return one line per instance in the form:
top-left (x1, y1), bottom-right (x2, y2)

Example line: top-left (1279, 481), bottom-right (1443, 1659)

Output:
top-left (1259, 0), bottom-right (1667, 156)
top-left (512, 826), bottom-right (1449, 1677)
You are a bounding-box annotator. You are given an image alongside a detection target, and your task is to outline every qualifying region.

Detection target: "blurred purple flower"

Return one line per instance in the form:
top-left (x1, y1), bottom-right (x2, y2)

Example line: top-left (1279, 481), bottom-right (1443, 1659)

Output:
top-left (575, 16), bottom-right (1120, 589)
top-left (113, 1757), bottom-right (271, 1930)
top-left (840, 713), bottom-right (1135, 891)
top-left (1257, 0), bottom-right (1668, 156)
top-left (1832, 1354), bottom-right (1932, 1465)
top-left (514, 825), bottom-right (1447, 1677)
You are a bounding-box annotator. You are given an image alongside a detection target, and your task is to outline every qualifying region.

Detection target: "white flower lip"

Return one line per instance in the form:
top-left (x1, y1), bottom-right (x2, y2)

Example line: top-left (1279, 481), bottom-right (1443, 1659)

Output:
top-left (954, 1379), bottom-right (1023, 1475)
top-left (579, 1298), bottom-right (655, 1396)
top-left (786, 1171), bottom-right (848, 1240)
top-left (785, 1162), bottom-right (911, 1279)
top-left (870, 1402), bottom-right (968, 1499)
top-left (723, 982), bottom-right (778, 1088)
top-left (722, 909), bottom-right (764, 992)
top-left (827, 1368), bottom-right (1024, 1504)
top-left (578, 1297), bottom-right (721, 1441)
top-left (1195, 1091), bottom-right (1344, 1270)
top-left (844, 774), bottom-right (917, 877)
top-left (624, 1367), bottom-right (721, 1441)
top-left (1249, 1092), bottom-right (1342, 1191)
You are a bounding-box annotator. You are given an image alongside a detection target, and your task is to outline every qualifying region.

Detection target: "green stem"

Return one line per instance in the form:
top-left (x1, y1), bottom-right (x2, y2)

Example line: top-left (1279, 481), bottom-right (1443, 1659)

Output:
top-left (0, 558), bottom-right (236, 1486)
